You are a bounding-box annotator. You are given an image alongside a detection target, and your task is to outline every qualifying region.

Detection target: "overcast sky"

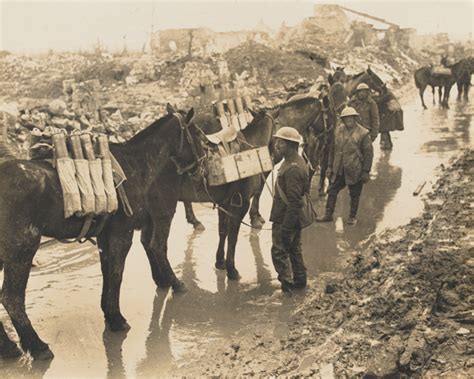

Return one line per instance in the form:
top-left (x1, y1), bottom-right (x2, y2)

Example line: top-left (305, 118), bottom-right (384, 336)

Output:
top-left (1, 0), bottom-right (472, 53)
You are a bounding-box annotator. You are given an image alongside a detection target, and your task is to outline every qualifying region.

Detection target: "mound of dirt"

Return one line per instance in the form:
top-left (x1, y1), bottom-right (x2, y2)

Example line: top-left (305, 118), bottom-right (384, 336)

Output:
top-left (224, 41), bottom-right (327, 95)
top-left (177, 150), bottom-right (474, 377)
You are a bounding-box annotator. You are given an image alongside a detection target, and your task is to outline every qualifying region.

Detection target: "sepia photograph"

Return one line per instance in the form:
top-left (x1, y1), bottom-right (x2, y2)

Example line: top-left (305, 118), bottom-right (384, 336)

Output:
top-left (0, 0), bottom-right (472, 377)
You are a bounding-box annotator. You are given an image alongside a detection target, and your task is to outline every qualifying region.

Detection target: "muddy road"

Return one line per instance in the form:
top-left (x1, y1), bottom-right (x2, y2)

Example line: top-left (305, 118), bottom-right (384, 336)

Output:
top-left (0, 90), bottom-right (472, 378)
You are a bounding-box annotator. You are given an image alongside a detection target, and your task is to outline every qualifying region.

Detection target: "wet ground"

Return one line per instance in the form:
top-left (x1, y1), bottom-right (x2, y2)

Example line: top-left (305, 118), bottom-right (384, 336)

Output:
top-left (0, 89), bottom-right (472, 378)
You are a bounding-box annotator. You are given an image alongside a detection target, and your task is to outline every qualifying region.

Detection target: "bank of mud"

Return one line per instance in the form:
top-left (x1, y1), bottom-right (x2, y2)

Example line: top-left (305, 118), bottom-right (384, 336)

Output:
top-left (179, 150), bottom-right (473, 378)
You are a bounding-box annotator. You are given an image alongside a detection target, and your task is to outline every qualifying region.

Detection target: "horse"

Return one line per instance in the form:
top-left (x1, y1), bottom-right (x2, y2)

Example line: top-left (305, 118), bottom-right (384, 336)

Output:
top-left (345, 67), bottom-right (386, 96)
top-left (0, 107), bottom-right (204, 360)
top-left (248, 96), bottom-right (325, 228)
top-left (456, 56), bottom-right (474, 101)
top-left (182, 96), bottom-right (325, 231)
top-left (414, 58), bottom-right (472, 109)
top-left (140, 107), bottom-right (278, 284)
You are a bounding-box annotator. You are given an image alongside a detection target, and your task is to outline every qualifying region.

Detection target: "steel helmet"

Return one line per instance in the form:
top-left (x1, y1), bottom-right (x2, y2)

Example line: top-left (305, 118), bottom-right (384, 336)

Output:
top-left (340, 107), bottom-right (359, 118)
top-left (273, 126), bottom-right (302, 144)
top-left (356, 83), bottom-right (370, 91)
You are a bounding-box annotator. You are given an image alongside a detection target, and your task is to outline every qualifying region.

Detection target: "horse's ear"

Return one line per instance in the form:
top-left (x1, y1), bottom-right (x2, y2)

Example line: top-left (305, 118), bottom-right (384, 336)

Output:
top-left (367, 65), bottom-right (372, 72)
top-left (270, 108), bottom-right (280, 119)
top-left (341, 67), bottom-right (345, 72)
top-left (166, 103), bottom-right (176, 115)
top-left (249, 109), bottom-right (258, 118)
top-left (185, 107), bottom-right (195, 124)
top-left (328, 73), bottom-right (334, 85)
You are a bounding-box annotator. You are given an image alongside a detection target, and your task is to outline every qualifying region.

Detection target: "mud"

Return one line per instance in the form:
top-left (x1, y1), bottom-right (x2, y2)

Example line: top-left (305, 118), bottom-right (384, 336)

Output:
top-left (177, 150), bottom-right (474, 378)
top-left (0, 87), bottom-right (473, 377)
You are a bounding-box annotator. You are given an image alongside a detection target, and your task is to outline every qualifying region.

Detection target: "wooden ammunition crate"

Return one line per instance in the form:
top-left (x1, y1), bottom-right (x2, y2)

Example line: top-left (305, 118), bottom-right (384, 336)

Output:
top-left (206, 146), bottom-right (273, 186)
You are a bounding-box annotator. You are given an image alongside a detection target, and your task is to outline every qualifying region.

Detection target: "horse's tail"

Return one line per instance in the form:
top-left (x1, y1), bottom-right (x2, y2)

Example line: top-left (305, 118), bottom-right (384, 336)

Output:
top-left (414, 69), bottom-right (422, 89)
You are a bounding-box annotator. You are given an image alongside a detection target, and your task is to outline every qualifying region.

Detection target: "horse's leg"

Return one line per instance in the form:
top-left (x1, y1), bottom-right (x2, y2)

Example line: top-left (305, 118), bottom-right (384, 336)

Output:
top-left (2, 258), bottom-right (53, 360)
top-left (226, 199), bottom-right (251, 280)
top-left (215, 208), bottom-right (228, 270)
top-left (183, 201), bottom-right (204, 231)
top-left (457, 81), bottom-right (463, 100)
top-left (148, 212), bottom-right (187, 293)
top-left (99, 224), bottom-right (133, 332)
top-left (249, 179), bottom-right (266, 229)
top-left (430, 85), bottom-right (435, 106)
top-left (140, 217), bottom-right (171, 288)
top-left (420, 85), bottom-right (427, 109)
top-left (464, 83), bottom-right (470, 100)
top-left (444, 85), bottom-right (452, 109)
top-left (0, 320), bottom-right (22, 358)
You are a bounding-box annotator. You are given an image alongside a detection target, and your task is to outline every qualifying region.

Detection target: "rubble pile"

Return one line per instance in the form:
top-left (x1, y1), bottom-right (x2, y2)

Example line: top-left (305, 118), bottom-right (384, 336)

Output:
top-left (181, 150), bottom-right (473, 377)
top-left (0, 53), bottom-right (131, 99)
top-left (224, 41), bottom-right (326, 97)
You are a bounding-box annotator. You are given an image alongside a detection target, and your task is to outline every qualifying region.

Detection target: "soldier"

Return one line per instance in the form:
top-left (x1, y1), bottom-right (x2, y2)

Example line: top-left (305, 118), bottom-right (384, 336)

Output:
top-left (317, 107), bottom-right (374, 225)
top-left (270, 127), bottom-right (310, 293)
top-left (349, 83), bottom-right (380, 141)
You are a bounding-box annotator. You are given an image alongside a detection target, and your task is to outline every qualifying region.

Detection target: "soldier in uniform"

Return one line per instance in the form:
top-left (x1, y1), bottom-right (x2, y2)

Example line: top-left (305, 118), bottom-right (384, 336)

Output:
top-left (316, 107), bottom-right (374, 225)
top-left (270, 127), bottom-right (310, 293)
top-left (349, 83), bottom-right (380, 142)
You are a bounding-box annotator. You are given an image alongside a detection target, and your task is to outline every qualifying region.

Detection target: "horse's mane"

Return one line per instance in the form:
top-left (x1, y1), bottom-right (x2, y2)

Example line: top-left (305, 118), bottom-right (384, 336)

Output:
top-left (125, 113), bottom-right (174, 145)
top-left (351, 71), bottom-right (366, 79)
top-left (0, 139), bottom-right (17, 164)
top-left (264, 96), bottom-right (319, 111)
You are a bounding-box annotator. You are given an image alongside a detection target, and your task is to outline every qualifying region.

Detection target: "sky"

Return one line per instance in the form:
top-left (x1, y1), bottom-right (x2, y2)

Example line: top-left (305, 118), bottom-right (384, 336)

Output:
top-left (0, 0), bottom-right (472, 53)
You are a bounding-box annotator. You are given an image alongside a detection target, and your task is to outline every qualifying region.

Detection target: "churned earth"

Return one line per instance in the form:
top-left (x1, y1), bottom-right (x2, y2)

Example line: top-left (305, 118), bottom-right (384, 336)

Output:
top-left (0, 89), bottom-right (473, 378)
top-left (181, 149), bottom-right (473, 378)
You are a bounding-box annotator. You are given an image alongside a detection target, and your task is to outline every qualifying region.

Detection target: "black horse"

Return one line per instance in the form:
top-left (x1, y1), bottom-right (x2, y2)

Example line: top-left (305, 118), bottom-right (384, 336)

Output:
top-left (0, 108), bottom-right (203, 360)
top-left (456, 57), bottom-right (474, 101)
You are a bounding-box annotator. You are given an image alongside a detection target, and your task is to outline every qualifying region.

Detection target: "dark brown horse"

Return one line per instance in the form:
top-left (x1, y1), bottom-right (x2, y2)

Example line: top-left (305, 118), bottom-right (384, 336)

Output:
top-left (182, 96), bottom-right (325, 230)
top-left (248, 96), bottom-right (325, 228)
top-left (456, 56), bottom-right (474, 101)
top-left (0, 108), bottom-right (203, 360)
top-left (131, 109), bottom-right (276, 297)
top-left (414, 58), bottom-right (472, 109)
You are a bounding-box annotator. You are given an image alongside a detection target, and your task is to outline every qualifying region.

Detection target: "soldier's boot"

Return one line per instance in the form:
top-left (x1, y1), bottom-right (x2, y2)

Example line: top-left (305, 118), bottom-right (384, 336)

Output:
top-left (348, 195), bottom-right (360, 226)
top-left (281, 280), bottom-right (294, 294)
top-left (316, 195), bottom-right (336, 222)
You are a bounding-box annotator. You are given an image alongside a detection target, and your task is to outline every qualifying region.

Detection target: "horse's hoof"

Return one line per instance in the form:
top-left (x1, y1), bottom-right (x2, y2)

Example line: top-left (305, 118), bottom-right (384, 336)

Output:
top-left (257, 215), bottom-right (266, 224)
top-left (227, 269), bottom-right (241, 281)
top-left (0, 343), bottom-right (23, 359)
top-left (172, 279), bottom-right (187, 293)
top-left (107, 318), bottom-right (131, 332)
top-left (318, 189), bottom-right (326, 197)
top-left (31, 347), bottom-right (54, 361)
top-left (193, 222), bottom-right (205, 231)
top-left (215, 260), bottom-right (226, 270)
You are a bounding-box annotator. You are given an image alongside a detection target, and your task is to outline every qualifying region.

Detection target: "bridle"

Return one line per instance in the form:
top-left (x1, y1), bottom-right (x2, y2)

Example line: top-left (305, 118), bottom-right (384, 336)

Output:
top-left (170, 112), bottom-right (206, 176)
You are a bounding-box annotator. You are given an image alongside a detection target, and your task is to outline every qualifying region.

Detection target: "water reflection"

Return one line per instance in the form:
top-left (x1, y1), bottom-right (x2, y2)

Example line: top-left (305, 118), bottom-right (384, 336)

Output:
top-left (304, 148), bottom-right (403, 274)
top-left (103, 329), bottom-right (128, 379)
top-left (0, 357), bottom-right (52, 379)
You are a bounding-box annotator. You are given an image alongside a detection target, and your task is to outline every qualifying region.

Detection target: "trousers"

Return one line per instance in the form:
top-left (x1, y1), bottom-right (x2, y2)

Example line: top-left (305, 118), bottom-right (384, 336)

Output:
top-left (326, 174), bottom-right (363, 218)
top-left (271, 223), bottom-right (307, 287)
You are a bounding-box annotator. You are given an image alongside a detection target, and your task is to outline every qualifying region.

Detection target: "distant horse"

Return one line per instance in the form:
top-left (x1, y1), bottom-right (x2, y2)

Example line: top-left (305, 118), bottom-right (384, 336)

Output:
top-left (0, 108), bottom-right (203, 359)
top-left (328, 66), bottom-right (385, 96)
top-left (414, 58), bottom-right (472, 109)
top-left (456, 56), bottom-right (474, 101)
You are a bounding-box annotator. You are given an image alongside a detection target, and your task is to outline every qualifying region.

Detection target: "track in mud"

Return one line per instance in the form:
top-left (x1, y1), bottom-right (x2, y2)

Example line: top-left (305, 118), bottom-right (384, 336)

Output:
top-left (0, 90), bottom-right (472, 377)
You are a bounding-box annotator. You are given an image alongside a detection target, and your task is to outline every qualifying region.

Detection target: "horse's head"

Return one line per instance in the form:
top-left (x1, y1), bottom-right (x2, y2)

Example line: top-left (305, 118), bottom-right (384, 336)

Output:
top-left (365, 66), bottom-right (385, 93)
top-left (165, 103), bottom-right (207, 176)
top-left (332, 67), bottom-right (346, 83)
